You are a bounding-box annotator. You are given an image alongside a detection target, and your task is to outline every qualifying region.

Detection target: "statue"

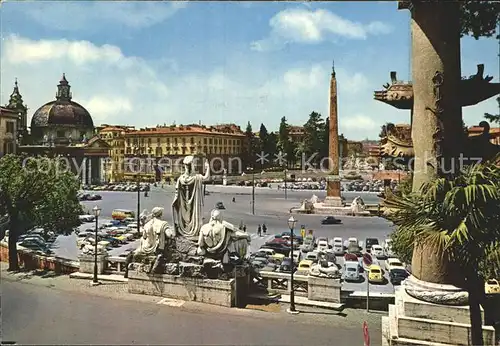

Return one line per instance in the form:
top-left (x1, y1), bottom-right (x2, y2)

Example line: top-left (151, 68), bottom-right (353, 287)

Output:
top-left (172, 155), bottom-right (210, 240)
top-left (197, 209), bottom-right (251, 262)
top-left (350, 196), bottom-right (366, 214)
top-left (80, 243), bottom-right (107, 255)
top-left (379, 161), bottom-right (385, 171)
top-left (124, 207), bottom-right (174, 277)
top-left (309, 194), bottom-right (319, 204)
top-left (43, 134), bottom-right (48, 145)
top-left (82, 133), bottom-right (87, 143)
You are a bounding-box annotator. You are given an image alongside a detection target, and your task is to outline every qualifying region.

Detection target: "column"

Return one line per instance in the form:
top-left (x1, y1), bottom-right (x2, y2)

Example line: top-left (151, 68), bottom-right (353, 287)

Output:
top-left (81, 157), bottom-right (87, 186)
top-left (88, 157), bottom-right (92, 185)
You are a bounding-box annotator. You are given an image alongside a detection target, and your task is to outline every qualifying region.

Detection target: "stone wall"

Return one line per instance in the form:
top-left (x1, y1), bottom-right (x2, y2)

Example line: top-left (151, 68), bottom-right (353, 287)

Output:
top-left (308, 276), bottom-right (342, 303)
top-left (78, 253), bottom-right (108, 274)
top-left (0, 241), bottom-right (79, 274)
top-left (127, 270), bottom-right (241, 307)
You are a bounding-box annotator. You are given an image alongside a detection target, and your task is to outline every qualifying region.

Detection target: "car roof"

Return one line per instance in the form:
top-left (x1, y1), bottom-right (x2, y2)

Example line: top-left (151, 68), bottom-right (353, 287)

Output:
top-left (299, 260), bottom-right (313, 265)
top-left (370, 264), bottom-right (382, 270)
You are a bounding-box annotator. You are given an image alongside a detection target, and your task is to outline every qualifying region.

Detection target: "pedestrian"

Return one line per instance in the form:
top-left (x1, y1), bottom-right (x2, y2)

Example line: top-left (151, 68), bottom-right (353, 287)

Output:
top-left (257, 224), bottom-right (261, 237)
top-left (262, 223), bottom-right (267, 234)
top-left (232, 197), bottom-right (236, 203)
top-left (243, 225), bottom-right (247, 233)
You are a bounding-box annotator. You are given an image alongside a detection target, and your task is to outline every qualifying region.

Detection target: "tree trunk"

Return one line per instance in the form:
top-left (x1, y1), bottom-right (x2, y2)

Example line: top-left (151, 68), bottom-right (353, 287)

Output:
top-left (409, 1), bottom-right (463, 192)
top-left (7, 212), bottom-right (19, 271)
top-left (467, 273), bottom-right (485, 346)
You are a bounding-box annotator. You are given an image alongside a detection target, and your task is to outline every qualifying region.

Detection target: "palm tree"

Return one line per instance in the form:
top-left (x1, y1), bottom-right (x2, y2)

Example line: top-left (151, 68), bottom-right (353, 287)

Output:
top-left (384, 159), bottom-right (500, 346)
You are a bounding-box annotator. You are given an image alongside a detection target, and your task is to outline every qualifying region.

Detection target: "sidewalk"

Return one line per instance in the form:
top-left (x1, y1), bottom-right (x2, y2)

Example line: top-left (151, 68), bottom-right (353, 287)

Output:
top-left (0, 261), bottom-right (384, 328)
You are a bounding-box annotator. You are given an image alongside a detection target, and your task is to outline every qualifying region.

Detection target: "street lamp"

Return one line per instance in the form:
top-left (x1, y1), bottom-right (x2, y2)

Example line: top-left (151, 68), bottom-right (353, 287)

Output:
top-left (287, 215), bottom-right (298, 314)
top-left (134, 147), bottom-right (141, 232)
top-left (247, 166), bottom-right (255, 215)
top-left (92, 205), bottom-right (101, 286)
top-left (283, 168), bottom-right (288, 200)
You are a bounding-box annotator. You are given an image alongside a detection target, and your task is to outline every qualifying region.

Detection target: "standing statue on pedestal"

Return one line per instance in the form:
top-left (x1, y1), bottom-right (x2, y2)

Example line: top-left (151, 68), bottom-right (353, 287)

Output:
top-left (172, 155), bottom-right (210, 240)
top-left (197, 209), bottom-right (251, 262)
top-left (124, 207), bottom-right (174, 278)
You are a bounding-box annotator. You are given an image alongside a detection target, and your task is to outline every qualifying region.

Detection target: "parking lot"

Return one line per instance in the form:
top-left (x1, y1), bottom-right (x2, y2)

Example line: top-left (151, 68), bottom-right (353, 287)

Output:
top-left (50, 185), bottom-right (397, 294)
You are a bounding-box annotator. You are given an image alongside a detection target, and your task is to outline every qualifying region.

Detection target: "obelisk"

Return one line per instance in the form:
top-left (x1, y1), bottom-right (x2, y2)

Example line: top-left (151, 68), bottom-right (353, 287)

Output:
top-left (325, 61), bottom-right (343, 206)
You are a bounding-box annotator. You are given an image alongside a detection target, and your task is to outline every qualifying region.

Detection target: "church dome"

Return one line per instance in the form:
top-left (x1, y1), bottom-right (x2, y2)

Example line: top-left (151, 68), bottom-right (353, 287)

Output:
top-left (30, 74), bottom-right (94, 129)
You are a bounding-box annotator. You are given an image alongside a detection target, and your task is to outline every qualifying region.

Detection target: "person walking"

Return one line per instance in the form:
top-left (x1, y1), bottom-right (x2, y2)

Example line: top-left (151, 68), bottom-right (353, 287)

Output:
top-left (257, 224), bottom-right (262, 237)
top-left (262, 223), bottom-right (267, 235)
top-left (243, 224), bottom-right (247, 233)
top-left (300, 225), bottom-right (306, 239)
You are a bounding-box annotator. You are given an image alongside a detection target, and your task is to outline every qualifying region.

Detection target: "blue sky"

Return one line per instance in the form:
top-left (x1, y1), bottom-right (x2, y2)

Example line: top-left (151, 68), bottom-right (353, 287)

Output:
top-left (1, 1), bottom-right (498, 140)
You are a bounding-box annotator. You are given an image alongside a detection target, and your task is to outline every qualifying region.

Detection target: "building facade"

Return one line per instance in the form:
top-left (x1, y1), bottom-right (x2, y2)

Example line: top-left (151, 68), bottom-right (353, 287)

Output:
top-left (98, 125), bottom-right (135, 183)
top-left (0, 107), bottom-right (18, 157)
top-left (102, 123), bottom-right (245, 182)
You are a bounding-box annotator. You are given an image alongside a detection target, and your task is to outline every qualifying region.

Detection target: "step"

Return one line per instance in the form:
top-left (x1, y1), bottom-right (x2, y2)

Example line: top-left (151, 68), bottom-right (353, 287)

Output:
top-left (69, 272), bottom-right (128, 283)
top-left (391, 337), bottom-right (464, 346)
top-left (279, 294), bottom-right (344, 311)
top-left (397, 314), bottom-right (496, 346)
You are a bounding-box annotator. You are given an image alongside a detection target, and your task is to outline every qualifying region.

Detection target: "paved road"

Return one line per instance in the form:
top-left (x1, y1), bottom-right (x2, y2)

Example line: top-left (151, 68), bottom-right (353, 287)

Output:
top-left (1, 279), bottom-right (382, 345)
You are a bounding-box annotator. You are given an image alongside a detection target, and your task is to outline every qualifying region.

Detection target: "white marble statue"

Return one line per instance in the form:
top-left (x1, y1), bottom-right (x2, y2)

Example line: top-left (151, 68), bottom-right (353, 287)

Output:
top-left (309, 194), bottom-right (319, 204)
top-left (379, 162), bottom-right (385, 171)
top-left (172, 155), bottom-right (210, 239)
top-left (80, 243), bottom-right (107, 255)
top-left (135, 207), bottom-right (174, 256)
top-left (197, 209), bottom-right (251, 261)
top-left (350, 196), bottom-right (366, 214)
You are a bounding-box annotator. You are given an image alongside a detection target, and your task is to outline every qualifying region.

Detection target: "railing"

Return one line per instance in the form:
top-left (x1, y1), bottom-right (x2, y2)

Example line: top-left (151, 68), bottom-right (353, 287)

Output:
top-left (106, 256), bottom-right (127, 273)
top-left (258, 271), bottom-right (309, 297)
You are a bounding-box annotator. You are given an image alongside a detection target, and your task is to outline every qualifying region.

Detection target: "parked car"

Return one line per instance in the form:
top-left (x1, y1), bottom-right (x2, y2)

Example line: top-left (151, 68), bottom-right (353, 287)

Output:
top-left (331, 237), bottom-right (344, 255)
top-left (305, 251), bottom-right (320, 263)
top-left (485, 279), bottom-right (500, 294)
top-left (389, 268), bottom-right (409, 285)
top-left (368, 264), bottom-right (384, 283)
top-left (79, 214), bottom-right (95, 223)
top-left (321, 216), bottom-right (342, 225)
top-left (343, 261), bottom-right (361, 282)
top-left (317, 240), bottom-right (329, 252)
top-left (386, 258), bottom-right (404, 272)
top-left (279, 257), bottom-right (295, 273)
top-left (371, 245), bottom-right (385, 259)
top-left (280, 232), bottom-right (303, 244)
top-left (19, 239), bottom-right (52, 254)
top-left (297, 259), bottom-right (313, 274)
top-left (344, 253), bottom-right (358, 262)
top-left (215, 201), bottom-right (225, 210)
top-left (365, 238), bottom-right (379, 251)
top-left (292, 251), bottom-right (302, 263)
top-left (261, 243), bottom-right (290, 256)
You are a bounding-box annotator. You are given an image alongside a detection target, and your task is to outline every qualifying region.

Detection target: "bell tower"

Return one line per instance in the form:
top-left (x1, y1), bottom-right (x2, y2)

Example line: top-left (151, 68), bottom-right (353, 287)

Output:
top-left (6, 78), bottom-right (28, 133)
top-left (56, 73), bottom-right (72, 101)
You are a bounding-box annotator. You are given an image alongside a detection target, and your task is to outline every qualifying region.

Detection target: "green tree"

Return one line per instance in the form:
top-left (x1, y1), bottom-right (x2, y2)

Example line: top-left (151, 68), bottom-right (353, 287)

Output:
top-left (0, 155), bottom-right (83, 271)
top-left (277, 116), bottom-right (294, 168)
top-left (460, 1), bottom-right (500, 39)
top-left (319, 117), bottom-right (329, 166)
top-left (302, 111), bottom-right (325, 167)
top-left (484, 96), bottom-right (500, 125)
top-left (258, 123), bottom-right (276, 168)
top-left (385, 160), bottom-right (500, 346)
top-left (243, 121), bottom-right (257, 169)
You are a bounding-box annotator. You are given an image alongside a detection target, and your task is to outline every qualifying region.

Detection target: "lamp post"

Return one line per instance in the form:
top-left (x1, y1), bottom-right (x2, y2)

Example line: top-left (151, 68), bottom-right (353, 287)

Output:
top-left (247, 166), bottom-right (255, 215)
top-left (92, 205), bottom-right (101, 286)
top-left (134, 146), bottom-right (141, 233)
top-left (287, 215), bottom-right (298, 314)
top-left (283, 168), bottom-right (288, 200)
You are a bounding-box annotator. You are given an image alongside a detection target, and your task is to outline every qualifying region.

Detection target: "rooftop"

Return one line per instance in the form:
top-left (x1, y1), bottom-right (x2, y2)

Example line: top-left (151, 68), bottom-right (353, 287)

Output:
top-left (124, 123), bottom-right (244, 136)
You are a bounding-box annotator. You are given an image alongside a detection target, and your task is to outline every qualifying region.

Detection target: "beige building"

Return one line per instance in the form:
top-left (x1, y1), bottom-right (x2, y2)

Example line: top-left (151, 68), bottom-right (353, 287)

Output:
top-left (98, 123), bottom-right (245, 182)
top-left (0, 107), bottom-right (18, 156)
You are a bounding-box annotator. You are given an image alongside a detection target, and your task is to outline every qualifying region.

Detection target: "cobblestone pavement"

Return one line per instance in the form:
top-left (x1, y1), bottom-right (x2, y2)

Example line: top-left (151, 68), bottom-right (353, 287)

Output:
top-left (1, 262), bottom-right (384, 345)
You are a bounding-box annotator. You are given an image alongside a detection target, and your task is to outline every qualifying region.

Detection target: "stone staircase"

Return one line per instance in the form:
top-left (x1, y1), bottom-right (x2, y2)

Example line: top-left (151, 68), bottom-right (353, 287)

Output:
top-left (382, 286), bottom-right (496, 346)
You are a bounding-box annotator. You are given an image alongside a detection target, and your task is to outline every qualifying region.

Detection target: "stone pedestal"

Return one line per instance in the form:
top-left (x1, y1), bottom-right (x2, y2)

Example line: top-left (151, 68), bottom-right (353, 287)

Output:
top-left (382, 281), bottom-right (496, 346)
top-left (127, 268), bottom-right (250, 308)
top-left (308, 277), bottom-right (341, 303)
top-left (78, 253), bottom-right (108, 274)
top-left (323, 196), bottom-right (343, 207)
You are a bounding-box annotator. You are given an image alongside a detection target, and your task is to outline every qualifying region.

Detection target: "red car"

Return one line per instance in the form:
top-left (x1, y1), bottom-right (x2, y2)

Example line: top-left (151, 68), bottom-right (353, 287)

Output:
top-left (344, 253), bottom-right (358, 262)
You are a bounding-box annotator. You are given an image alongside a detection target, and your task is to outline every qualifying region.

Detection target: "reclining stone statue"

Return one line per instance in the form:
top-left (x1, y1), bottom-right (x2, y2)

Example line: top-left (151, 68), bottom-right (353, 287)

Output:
top-left (197, 209), bottom-right (251, 263)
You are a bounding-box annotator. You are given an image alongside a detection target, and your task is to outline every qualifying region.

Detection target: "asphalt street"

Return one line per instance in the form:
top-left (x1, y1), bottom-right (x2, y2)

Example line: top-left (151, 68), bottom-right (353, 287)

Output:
top-left (52, 186), bottom-right (396, 293)
top-left (1, 279), bottom-right (382, 345)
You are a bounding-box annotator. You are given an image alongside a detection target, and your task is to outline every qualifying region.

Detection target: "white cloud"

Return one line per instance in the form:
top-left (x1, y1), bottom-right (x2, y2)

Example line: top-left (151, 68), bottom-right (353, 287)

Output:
top-left (1, 35), bottom-right (386, 140)
top-left (9, 2), bottom-right (187, 31)
top-left (340, 114), bottom-right (377, 132)
top-left (251, 8), bottom-right (392, 51)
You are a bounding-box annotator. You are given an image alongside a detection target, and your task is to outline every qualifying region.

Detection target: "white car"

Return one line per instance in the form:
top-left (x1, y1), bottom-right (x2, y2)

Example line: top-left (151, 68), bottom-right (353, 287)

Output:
top-left (317, 240), bottom-right (329, 252)
top-left (259, 248), bottom-right (276, 257)
top-left (79, 215), bottom-right (95, 223)
top-left (371, 245), bottom-right (385, 259)
top-left (292, 251), bottom-right (302, 263)
top-left (386, 258), bottom-right (405, 271)
top-left (332, 241), bottom-right (344, 255)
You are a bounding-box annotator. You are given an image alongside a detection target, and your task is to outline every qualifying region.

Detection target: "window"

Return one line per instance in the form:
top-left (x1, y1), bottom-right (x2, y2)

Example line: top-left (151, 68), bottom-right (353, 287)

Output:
top-left (190, 137), bottom-right (194, 144)
top-left (157, 137), bottom-right (160, 143)
top-left (6, 121), bottom-right (15, 134)
top-left (167, 138), bottom-right (170, 144)
top-left (204, 138), bottom-right (207, 144)
top-left (209, 138), bottom-right (213, 144)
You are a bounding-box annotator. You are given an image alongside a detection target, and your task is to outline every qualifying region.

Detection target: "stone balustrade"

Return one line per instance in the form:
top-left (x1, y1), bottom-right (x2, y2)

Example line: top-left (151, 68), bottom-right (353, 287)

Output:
top-left (106, 256), bottom-right (127, 273)
top-left (259, 271), bottom-right (341, 303)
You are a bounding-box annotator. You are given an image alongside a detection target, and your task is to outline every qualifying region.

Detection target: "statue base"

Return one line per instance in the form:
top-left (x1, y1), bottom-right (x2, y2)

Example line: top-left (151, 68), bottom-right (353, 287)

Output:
top-left (382, 280), bottom-right (496, 346)
top-left (127, 264), bottom-right (250, 308)
top-left (78, 253), bottom-right (108, 275)
top-left (323, 196), bottom-right (343, 207)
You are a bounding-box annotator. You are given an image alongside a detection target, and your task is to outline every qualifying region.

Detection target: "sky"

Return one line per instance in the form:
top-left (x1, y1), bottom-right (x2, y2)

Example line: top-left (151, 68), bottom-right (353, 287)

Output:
top-left (1, 1), bottom-right (498, 140)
